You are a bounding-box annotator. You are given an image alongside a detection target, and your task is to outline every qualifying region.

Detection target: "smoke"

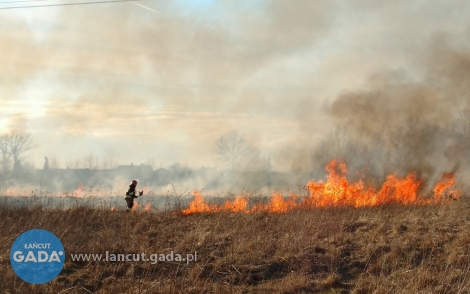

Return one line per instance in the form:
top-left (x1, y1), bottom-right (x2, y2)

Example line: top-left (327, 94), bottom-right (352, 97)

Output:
top-left (0, 0), bottom-right (343, 167)
top-left (2, 0), bottom-right (470, 192)
top-left (308, 35), bottom-right (470, 187)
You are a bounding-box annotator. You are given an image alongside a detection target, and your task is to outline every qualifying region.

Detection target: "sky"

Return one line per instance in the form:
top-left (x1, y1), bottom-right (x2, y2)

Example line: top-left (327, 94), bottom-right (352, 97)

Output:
top-left (1, 0), bottom-right (470, 171)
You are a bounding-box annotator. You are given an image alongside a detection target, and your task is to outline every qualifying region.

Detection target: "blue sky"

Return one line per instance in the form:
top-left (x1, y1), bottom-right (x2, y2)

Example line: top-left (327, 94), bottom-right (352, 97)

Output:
top-left (174, 0), bottom-right (217, 10)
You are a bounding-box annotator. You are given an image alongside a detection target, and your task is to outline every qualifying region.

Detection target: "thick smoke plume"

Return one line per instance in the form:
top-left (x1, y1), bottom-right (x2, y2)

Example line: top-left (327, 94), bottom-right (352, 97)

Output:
top-left (312, 36), bottom-right (470, 188)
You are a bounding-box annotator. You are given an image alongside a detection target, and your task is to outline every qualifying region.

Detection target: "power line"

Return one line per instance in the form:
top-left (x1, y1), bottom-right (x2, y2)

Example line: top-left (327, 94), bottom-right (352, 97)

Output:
top-left (129, 1), bottom-right (158, 13)
top-left (0, 0), bottom-right (140, 9)
top-left (0, 0), bottom-right (48, 3)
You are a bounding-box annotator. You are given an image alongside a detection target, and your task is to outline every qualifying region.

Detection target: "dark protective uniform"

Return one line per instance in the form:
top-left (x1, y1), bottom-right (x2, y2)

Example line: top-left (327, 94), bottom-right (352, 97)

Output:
top-left (125, 184), bottom-right (138, 210)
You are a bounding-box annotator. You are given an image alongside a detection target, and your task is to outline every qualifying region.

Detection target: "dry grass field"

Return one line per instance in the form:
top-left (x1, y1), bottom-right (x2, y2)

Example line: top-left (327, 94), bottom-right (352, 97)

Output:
top-left (1, 194), bottom-right (470, 294)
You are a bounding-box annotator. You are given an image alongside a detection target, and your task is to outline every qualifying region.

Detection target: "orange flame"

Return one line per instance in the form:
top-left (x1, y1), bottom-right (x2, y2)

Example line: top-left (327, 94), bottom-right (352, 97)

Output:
top-left (305, 160), bottom-right (426, 208)
top-left (182, 191), bottom-right (214, 214)
top-left (223, 196), bottom-right (248, 213)
top-left (144, 202), bottom-right (151, 211)
top-left (251, 193), bottom-right (298, 213)
top-left (433, 172), bottom-right (457, 201)
top-left (182, 192), bottom-right (250, 214)
top-left (110, 206), bottom-right (116, 211)
top-left (73, 184), bottom-right (84, 196)
top-left (182, 160), bottom-right (459, 215)
top-left (132, 201), bottom-right (139, 211)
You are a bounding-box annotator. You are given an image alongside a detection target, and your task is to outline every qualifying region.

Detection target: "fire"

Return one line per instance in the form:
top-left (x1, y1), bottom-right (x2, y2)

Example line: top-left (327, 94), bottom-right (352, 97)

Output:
top-left (181, 192), bottom-right (250, 214)
top-left (433, 172), bottom-right (457, 201)
top-left (144, 202), bottom-right (151, 211)
top-left (182, 160), bottom-right (459, 215)
top-left (251, 193), bottom-right (298, 213)
top-left (182, 191), bottom-right (215, 214)
top-left (305, 160), bottom-right (429, 208)
top-left (73, 184), bottom-right (84, 196)
top-left (132, 201), bottom-right (139, 211)
top-left (110, 206), bottom-right (116, 211)
top-left (222, 195), bottom-right (248, 212)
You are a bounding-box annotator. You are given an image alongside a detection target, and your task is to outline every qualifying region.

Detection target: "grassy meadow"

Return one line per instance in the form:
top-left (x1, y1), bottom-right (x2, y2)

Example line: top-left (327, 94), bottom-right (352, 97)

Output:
top-left (1, 195), bottom-right (470, 293)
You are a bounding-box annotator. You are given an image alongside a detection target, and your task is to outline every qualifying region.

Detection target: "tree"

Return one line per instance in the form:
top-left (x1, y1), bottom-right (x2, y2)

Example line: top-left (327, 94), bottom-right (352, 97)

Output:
top-left (9, 130), bottom-right (34, 167)
top-left (101, 155), bottom-right (118, 169)
top-left (66, 158), bottom-right (81, 169)
top-left (0, 134), bottom-right (11, 172)
top-left (82, 153), bottom-right (99, 169)
top-left (146, 157), bottom-right (157, 170)
top-left (43, 156), bottom-right (50, 170)
top-left (0, 130), bottom-right (34, 174)
top-left (214, 130), bottom-right (261, 170)
top-left (49, 156), bottom-right (60, 169)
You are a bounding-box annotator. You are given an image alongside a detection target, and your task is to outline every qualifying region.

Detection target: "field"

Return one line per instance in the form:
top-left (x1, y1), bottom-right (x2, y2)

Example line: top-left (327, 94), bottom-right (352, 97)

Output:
top-left (1, 195), bottom-right (470, 293)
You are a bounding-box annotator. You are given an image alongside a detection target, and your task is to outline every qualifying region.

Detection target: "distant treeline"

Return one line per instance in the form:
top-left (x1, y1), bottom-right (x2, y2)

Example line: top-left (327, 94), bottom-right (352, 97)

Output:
top-left (1, 163), bottom-right (318, 194)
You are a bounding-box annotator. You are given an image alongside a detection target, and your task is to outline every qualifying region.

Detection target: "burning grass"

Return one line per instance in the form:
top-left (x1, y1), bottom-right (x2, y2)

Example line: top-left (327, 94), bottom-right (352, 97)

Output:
top-left (183, 160), bottom-right (459, 214)
top-left (0, 160), bottom-right (465, 293)
top-left (1, 197), bottom-right (470, 293)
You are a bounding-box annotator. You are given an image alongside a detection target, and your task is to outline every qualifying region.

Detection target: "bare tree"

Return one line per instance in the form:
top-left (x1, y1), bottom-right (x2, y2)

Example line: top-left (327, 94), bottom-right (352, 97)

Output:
top-left (49, 156), bottom-right (60, 169)
top-left (215, 130), bottom-right (261, 170)
top-left (65, 157), bottom-right (81, 169)
top-left (0, 134), bottom-right (11, 172)
top-left (8, 130), bottom-right (34, 170)
top-left (43, 156), bottom-right (50, 170)
top-left (146, 157), bottom-right (157, 169)
top-left (101, 155), bottom-right (118, 169)
top-left (82, 153), bottom-right (99, 169)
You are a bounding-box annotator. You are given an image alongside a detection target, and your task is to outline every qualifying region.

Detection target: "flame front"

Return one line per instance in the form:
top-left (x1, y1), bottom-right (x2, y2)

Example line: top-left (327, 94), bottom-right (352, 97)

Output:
top-left (132, 201), bottom-right (139, 211)
top-left (182, 191), bottom-right (215, 214)
top-left (73, 184), bottom-right (84, 196)
top-left (433, 172), bottom-right (457, 201)
top-left (182, 160), bottom-right (459, 215)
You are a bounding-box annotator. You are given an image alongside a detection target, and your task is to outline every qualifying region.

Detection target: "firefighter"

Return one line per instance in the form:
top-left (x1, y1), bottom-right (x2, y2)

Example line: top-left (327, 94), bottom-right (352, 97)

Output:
top-left (125, 180), bottom-right (143, 211)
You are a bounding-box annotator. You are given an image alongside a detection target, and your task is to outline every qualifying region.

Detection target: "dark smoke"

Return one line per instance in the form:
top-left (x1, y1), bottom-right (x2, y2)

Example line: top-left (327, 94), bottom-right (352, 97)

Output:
top-left (312, 36), bottom-right (470, 188)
